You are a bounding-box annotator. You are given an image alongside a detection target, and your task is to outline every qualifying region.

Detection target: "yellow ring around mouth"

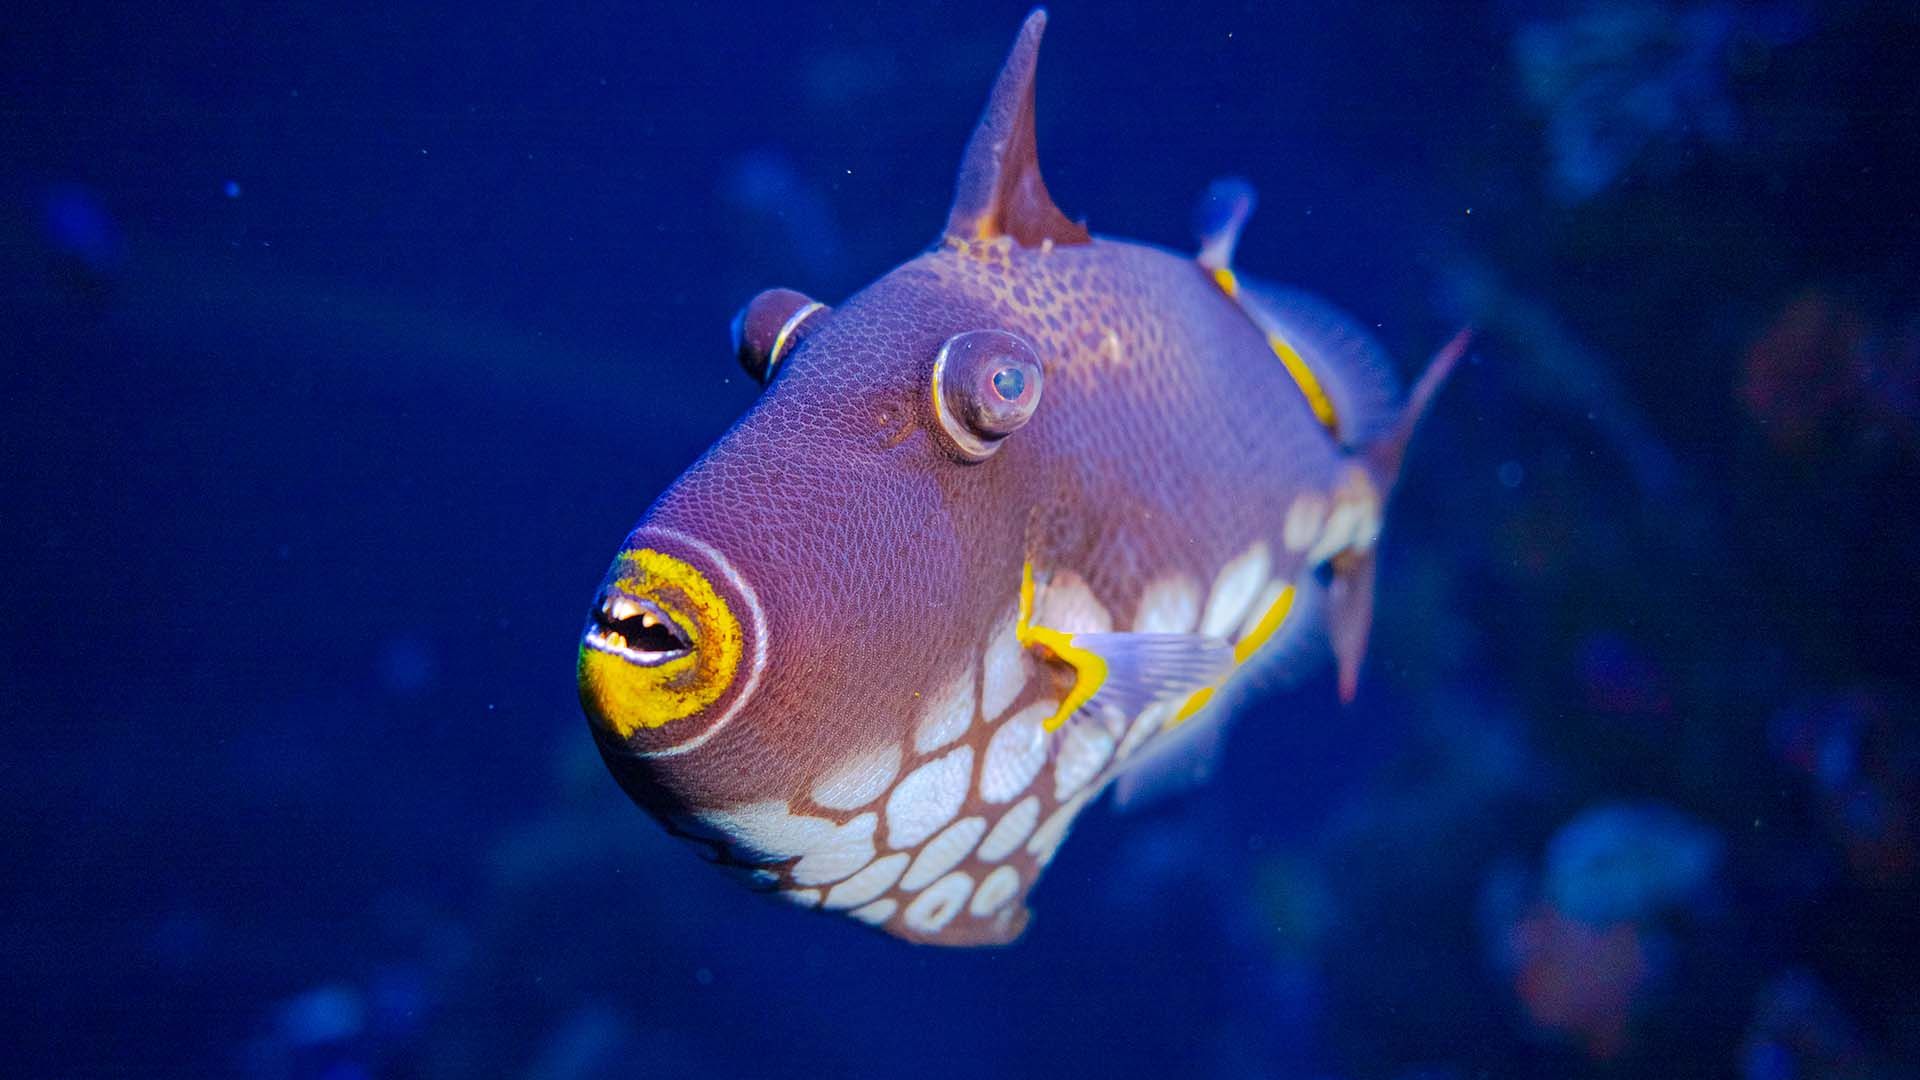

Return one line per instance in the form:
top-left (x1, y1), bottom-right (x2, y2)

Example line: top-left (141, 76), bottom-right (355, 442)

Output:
top-left (579, 547), bottom-right (743, 739)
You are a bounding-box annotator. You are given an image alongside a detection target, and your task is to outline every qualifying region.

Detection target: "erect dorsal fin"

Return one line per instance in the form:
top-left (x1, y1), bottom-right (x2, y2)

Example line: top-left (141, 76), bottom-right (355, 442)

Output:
top-left (944, 10), bottom-right (1090, 248)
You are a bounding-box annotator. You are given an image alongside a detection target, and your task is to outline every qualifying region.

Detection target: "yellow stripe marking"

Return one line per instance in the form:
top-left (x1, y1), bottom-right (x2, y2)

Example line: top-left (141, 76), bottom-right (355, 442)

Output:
top-left (1232, 585), bottom-right (1296, 664)
top-left (1210, 263), bottom-right (1341, 436)
top-left (1016, 560), bottom-right (1108, 733)
top-left (1167, 583), bottom-right (1298, 731)
top-left (1171, 686), bottom-right (1215, 727)
top-left (1269, 333), bottom-right (1340, 433)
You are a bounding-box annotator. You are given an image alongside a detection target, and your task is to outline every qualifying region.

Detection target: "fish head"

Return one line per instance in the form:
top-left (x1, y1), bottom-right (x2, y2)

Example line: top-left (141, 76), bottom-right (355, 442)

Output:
top-left (579, 263), bottom-right (1047, 761)
top-left (578, 257), bottom-right (1069, 937)
top-left (579, 9), bottom-right (1098, 944)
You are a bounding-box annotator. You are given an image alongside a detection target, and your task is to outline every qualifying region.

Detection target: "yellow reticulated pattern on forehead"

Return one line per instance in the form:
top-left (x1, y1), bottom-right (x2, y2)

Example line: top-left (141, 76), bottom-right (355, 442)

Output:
top-left (579, 547), bottom-right (743, 739)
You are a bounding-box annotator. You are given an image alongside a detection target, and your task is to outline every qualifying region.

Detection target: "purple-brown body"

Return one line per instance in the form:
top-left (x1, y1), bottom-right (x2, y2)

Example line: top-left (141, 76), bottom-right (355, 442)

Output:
top-left (578, 11), bottom-right (1461, 945)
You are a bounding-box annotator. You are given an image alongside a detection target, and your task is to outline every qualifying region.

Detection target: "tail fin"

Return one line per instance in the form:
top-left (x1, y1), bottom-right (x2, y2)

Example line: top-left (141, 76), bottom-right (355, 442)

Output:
top-left (1364, 327), bottom-right (1472, 489)
top-left (1329, 328), bottom-right (1472, 701)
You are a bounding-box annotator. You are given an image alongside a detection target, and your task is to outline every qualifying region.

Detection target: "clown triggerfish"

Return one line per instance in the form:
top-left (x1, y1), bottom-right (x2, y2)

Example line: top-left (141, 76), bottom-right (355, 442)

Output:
top-left (578, 11), bottom-right (1466, 946)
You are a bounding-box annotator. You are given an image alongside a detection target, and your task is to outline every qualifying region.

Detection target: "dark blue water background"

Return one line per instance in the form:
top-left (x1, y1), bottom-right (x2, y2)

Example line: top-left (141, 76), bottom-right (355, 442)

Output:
top-left (4, 2), bottom-right (1917, 1077)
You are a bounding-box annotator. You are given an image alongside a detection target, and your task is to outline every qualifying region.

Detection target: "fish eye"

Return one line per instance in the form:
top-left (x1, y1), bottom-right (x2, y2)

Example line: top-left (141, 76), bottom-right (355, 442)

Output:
top-left (931, 328), bottom-right (1044, 460)
top-left (732, 288), bottom-right (829, 386)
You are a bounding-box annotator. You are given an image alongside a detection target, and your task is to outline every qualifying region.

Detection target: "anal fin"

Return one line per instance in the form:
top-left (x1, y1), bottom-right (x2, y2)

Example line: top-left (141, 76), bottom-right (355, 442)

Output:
top-left (1326, 549), bottom-right (1376, 703)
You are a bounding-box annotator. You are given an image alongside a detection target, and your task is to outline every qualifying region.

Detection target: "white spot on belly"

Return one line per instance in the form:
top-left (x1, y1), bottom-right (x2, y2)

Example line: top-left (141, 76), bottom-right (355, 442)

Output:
top-left (1118, 700), bottom-right (1174, 760)
top-left (979, 701), bottom-right (1052, 803)
top-left (1033, 570), bottom-right (1113, 634)
top-left (850, 898), bottom-right (897, 926)
top-left (781, 888), bottom-right (821, 908)
top-left (1027, 788), bottom-right (1097, 865)
top-left (790, 811), bottom-right (877, 886)
top-left (1202, 542), bottom-right (1272, 638)
top-left (1284, 493), bottom-right (1329, 553)
top-left (970, 865), bottom-right (1021, 917)
top-left (980, 608), bottom-right (1025, 721)
top-left (978, 796), bottom-right (1040, 862)
top-left (885, 745), bottom-right (973, 849)
top-left (823, 851), bottom-right (908, 910)
top-left (1308, 501), bottom-right (1361, 563)
top-left (913, 669), bottom-right (975, 754)
top-left (1352, 495), bottom-right (1383, 552)
top-left (810, 744), bottom-right (902, 812)
top-left (695, 800), bottom-right (833, 861)
top-left (1053, 723), bottom-right (1115, 800)
top-left (902, 871), bottom-right (975, 934)
top-left (1133, 576), bottom-right (1200, 634)
top-left (901, 816), bottom-right (987, 891)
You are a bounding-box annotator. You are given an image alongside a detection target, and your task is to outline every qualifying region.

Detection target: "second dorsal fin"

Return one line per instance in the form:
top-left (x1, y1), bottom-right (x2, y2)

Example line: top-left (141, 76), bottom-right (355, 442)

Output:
top-left (943, 10), bottom-right (1090, 248)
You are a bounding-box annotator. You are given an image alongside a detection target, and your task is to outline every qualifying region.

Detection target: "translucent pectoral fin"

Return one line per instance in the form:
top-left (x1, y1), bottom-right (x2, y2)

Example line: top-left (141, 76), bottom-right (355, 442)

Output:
top-left (1069, 632), bottom-right (1234, 719)
top-left (1025, 626), bottom-right (1233, 733)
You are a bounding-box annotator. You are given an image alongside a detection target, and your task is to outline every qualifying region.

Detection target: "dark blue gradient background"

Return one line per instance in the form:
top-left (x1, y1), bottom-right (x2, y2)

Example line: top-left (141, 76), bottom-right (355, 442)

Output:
top-left (4, 3), bottom-right (1917, 1077)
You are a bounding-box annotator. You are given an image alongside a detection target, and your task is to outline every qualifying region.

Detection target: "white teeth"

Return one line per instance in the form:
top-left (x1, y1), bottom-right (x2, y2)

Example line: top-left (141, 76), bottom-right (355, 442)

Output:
top-left (607, 596), bottom-right (642, 622)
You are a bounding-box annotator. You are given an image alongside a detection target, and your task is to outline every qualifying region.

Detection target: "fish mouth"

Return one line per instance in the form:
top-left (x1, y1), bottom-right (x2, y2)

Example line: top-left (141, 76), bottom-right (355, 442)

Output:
top-left (584, 590), bottom-right (693, 666)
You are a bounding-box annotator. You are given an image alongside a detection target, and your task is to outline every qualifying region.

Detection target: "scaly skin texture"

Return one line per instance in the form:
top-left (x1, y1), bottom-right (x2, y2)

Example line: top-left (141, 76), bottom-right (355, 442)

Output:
top-left (578, 12), bottom-right (1416, 945)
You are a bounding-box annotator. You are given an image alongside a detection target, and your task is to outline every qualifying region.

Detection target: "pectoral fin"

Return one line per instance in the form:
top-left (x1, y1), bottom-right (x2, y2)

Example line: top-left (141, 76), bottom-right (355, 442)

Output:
top-left (1023, 626), bottom-right (1233, 732)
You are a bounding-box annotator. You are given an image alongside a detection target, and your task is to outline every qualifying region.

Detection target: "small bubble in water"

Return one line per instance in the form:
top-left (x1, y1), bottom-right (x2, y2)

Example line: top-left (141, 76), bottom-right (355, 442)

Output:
top-left (1498, 461), bottom-right (1524, 489)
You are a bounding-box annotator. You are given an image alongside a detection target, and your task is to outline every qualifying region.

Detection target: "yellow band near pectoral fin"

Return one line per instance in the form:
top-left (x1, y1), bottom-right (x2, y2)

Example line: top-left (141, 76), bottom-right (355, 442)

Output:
top-left (1018, 561), bottom-right (1106, 732)
top-left (1024, 625), bottom-right (1108, 732)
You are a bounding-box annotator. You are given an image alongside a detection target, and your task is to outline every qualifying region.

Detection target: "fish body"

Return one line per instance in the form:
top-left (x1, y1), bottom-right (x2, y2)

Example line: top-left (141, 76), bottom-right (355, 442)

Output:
top-left (577, 11), bottom-right (1462, 945)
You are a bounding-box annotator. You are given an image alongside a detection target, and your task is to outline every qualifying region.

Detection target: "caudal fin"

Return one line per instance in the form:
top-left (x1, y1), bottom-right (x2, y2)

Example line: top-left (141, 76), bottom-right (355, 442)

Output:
top-left (1328, 328), bottom-right (1472, 701)
top-left (1364, 327), bottom-right (1472, 488)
